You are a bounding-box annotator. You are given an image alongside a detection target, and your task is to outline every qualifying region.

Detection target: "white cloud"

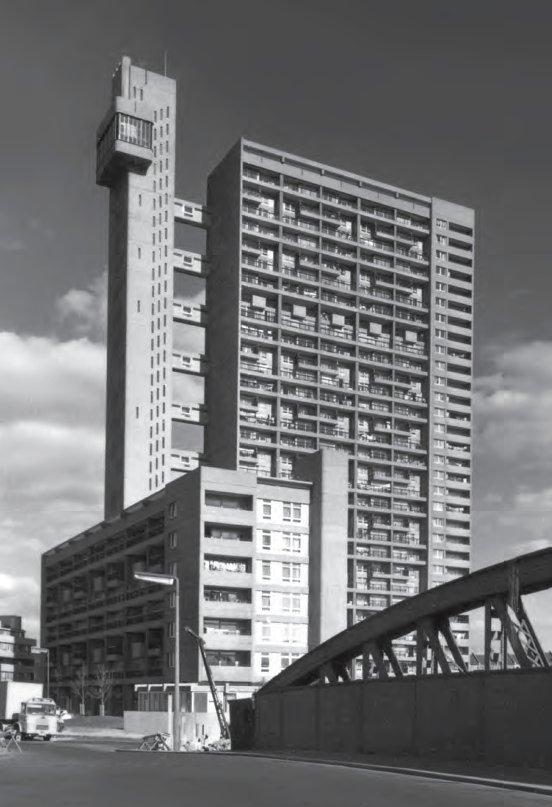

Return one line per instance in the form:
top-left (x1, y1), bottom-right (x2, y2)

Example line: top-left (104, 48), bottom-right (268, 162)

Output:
top-left (474, 340), bottom-right (552, 472)
top-left (0, 332), bottom-right (105, 426)
top-left (56, 271), bottom-right (107, 342)
top-left (473, 340), bottom-right (552, 648)
top-left (0, 331), bottom-right (105, 640)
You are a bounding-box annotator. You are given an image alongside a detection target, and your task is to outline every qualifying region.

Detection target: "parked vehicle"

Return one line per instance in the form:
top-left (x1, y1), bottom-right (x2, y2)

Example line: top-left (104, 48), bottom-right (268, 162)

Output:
top-left (0, 681), bottom-right (59, 741)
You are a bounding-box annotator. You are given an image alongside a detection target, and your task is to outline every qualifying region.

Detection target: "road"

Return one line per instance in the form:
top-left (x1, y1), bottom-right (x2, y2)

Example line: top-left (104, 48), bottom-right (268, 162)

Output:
top-left (0, 737), bottom-right (549, 807)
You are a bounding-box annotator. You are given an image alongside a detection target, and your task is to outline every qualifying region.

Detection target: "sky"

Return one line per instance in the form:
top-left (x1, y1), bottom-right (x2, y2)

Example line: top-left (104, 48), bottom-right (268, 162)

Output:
top-left (1, 0), bottom-right (552, 647)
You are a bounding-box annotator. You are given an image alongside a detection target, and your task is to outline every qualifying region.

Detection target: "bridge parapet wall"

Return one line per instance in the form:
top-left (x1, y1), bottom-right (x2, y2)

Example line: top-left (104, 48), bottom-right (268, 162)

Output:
top-left (251, 668), bottom-right (552, 768)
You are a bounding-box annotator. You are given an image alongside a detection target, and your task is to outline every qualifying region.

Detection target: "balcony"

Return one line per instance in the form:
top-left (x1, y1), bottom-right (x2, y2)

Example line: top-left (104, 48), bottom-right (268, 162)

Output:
top-left (203, 632), bottom-right (252, 651)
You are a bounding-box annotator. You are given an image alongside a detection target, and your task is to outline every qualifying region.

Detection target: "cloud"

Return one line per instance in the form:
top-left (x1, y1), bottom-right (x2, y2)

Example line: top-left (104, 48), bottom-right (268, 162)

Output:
top-left (474, 340), bottom-right (552, 473)
top-left (0, 331), bottom-right (105, 427)
top-left (56, 271), bottom-right (107, 342)
top-left (473, 339), bottom-right (552, 648)
top-left (0, 331), bottom-right (105, 640)
top-left (0, 235), bottom-right (24, 252)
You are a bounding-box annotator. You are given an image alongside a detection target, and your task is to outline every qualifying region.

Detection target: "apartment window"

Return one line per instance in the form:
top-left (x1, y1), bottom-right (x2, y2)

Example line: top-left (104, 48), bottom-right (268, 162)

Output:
top-left (283, 502), bottom-right (301, 522)
top-left (262, 501), bottom-right (272, 519)
top-left (261, 593), bottom-right (271, 611)
top-left (433, 471), bottom-right (445, 480)
top-left (436, 297), bottom-right (447, 307)
top-left (435, 377), bottom-right (445, 387)
top-left (437, 236), bottom-right (447, 245)
top-left (282, 563), bottom-right (291, 582)
top-left (435, 423), bottom-right (446, 433)
top-left (434, 550), bottom-right (445, 559)
top-left (435, 313), bottom-right (447, 323)
top-left (434, 485), bottom-right (445, 495)
top-left (434, 454), bottom-right (445, 464)
top-left (432, 518), bottom-right (445, 528)
top-left (433, 565), bottom-right (445, 575)
top-left (169, 562), bottom-right (177, 576)
top-left (436, 219), bottom-right (447, 229)
top-left (261, 623), bottom-right (271, 641)
top-left (282, 595), bottom-right (291, 613)
top-left (435, 344), bottom-right (446, 354)
top-left (434, 408), bottom-right (445, 418)
top-left (435, 328), bottom-right (447, 339)
top-left (168, 531), bottom-right (177, 549)
top-left (168, 651), bottom-right (175, 668)
top-left (436, 282), bottom-right (447, 291)
top-left (433, 439), bottom-right (445, 449)
top-left (262, 561), bottom-right (271, 580)
top-left (260, 654), bottom-right (270, 673)
top-left (437, 251), bottom-right (447, 260)
top-left (168, 621), bottom-right (175, 638)
top-left (284, 533), bottom-right (301, 553)
top-left (434, 392), bottom-right (446, 402)
top-left (168, 502), bottom-right (177, 519)
top-left (261, 531), bottom-right (271, 550)
top-left (433, 501), bottom-right (444, 511)
top-left (291, 563), bottom-right (301, 583)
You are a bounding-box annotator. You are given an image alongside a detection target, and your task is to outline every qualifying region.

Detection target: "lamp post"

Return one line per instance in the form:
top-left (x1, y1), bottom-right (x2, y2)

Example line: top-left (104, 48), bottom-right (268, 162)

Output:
top-left (134, 571), bottom-right (180, 751)
top-left (31, 646), bottom-right (50, 698)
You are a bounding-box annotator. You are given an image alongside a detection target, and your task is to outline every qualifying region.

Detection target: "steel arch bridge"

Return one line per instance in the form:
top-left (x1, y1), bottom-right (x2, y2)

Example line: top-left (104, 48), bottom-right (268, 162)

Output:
top-left (260, 547), bottom-right (552, 693)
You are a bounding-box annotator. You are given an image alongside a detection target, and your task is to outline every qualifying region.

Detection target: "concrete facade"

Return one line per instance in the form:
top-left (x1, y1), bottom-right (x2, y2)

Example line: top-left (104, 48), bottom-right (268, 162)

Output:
top-left (41, 452), bottom-right (348, 712)
top-left (98, 56), bottom-right (177, 517)
top-left (249, 669), bottom-right (552, 768)
top-left (0, 616), bottom-right (37, 682)
top-left (94, 58), bottom-right (474, 664)
top-left (203, 140), bottom-right (474, 660)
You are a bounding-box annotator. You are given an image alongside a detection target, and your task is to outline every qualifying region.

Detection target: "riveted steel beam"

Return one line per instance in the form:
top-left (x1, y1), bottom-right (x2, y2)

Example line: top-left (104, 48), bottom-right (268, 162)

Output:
top-left (437, 616), bottom-right (468, 673)
top-left (491, 596), bottom-right (532, 670)
top-left (418, 618), bottom-right (451, 674)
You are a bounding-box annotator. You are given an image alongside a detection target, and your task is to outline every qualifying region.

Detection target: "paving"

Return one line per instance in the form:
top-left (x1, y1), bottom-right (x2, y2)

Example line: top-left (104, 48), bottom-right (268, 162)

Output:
top-left (236, 748), bottom-right (552, 796)
top-left (0, 737), bottom-right (551, 807)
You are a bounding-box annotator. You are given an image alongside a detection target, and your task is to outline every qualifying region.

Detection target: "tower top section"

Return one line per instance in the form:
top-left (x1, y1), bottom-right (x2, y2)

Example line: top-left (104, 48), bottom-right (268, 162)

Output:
top-left (96, 56), bottom-right (175, 188)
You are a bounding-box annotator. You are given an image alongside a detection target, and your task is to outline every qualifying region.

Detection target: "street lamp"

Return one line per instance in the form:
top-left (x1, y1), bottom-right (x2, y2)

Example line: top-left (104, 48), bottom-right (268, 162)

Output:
top-left (31, 646), bottom-right (50, 698)
top-left (134, 571), bottom-right (180, 751)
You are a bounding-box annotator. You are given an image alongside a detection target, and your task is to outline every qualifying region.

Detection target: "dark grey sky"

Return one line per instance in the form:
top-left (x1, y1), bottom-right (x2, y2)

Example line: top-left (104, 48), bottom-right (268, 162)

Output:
top-left (1, 0), bottom-right (552, 362)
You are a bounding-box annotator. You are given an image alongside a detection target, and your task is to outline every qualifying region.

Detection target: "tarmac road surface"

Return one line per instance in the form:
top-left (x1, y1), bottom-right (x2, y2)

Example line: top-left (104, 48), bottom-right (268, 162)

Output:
top-left (0, 737), bottom-right (550, 807)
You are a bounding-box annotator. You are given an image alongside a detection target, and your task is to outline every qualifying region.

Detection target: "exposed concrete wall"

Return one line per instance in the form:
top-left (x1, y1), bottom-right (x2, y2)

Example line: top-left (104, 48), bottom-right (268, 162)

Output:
top-left (296, 450), bottom-right (348, 648)
top-left (254, 669), bottom-right (552, 768)
top-left (204, 142), bottom-right (242, 470)
top-left (124, 710), bottom-right (220, 741)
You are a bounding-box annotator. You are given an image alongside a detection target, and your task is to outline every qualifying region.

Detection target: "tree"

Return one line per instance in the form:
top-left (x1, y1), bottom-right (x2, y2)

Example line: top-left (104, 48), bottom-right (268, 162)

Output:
top-left (89, 664), bottom-right (115, 717)
top-left (70, 666), bottom-right (88, 716)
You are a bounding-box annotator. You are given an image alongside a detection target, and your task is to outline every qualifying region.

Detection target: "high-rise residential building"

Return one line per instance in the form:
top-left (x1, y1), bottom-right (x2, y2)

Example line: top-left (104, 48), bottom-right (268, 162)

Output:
top-left (203, 141), bottom-right (474, 638)
top-left (97, 61), bottom-right (473, 632)
top-left (42, 55), bottom-right (474, 708)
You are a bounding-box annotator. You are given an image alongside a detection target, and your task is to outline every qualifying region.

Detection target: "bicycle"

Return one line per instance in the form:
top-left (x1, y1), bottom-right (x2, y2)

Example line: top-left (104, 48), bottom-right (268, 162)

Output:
top-left (138, 732), bottom-right (172, 751)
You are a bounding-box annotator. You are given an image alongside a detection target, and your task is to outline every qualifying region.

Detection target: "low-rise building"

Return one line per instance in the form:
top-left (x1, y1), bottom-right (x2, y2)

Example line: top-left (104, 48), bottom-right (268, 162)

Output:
top-left (41, 451), bottom-right (348, 713)
top-left (0, 615), bottom-right (37, 682)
